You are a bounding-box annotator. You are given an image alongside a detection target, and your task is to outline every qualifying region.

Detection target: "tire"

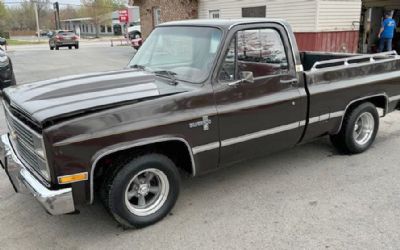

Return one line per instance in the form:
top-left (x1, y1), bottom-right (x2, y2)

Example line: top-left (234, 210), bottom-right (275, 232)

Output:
top-left (103, 153), bottom-right (180, 228)
top-left (50, 46), bottom-right (54, 50)
top-left (75, 44), bottom-right (79, 49)
top-left (68, 46), bottom-right (72, 49)
top-left (55, 46), bottom-right (59, 50)
top-left (330, 102), bottom-right (379, 154)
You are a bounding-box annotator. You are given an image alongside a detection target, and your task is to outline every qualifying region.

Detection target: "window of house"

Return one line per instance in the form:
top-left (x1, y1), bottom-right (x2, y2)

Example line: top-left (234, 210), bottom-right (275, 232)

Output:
top-left (153, 7), bottom-right (161, 27)
top-left (107, 26), bottom-right (112, 33)
top-left (242, 6), bottom-right (266, 18)
top-left (219, 28), bottom-right (288, 80)
top-left (209, 10), bottom-right (220, 19)
top-left (100, 25), bottom-right (105, 33)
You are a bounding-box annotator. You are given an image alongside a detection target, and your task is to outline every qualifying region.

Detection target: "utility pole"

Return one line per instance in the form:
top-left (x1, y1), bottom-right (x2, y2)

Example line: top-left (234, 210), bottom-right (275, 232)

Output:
top-left (33, 1), bottom-right (40, 42)
top-left (53, 2), bottom-right (61, 30)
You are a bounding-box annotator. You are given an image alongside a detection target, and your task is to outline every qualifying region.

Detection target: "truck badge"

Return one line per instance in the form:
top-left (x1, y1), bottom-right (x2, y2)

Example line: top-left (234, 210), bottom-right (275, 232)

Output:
top-left (189, 116), bottom-right (212, 131)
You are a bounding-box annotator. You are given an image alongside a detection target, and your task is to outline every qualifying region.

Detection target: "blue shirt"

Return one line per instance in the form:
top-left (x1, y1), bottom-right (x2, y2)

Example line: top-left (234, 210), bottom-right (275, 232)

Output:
top-left (382, 18), bottom-right (397, 39)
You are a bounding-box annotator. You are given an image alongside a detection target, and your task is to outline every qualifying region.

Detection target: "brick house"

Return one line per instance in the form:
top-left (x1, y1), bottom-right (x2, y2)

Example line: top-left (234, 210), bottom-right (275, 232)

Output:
top-left (134, 0), bottom-right (198, 38)
top-left (134, 0), bottom-right (362, 53)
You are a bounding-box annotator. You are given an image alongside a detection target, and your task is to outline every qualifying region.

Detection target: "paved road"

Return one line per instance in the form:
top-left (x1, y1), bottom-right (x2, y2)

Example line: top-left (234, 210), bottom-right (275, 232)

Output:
top-left (1, 45), bottom-right (400, 249)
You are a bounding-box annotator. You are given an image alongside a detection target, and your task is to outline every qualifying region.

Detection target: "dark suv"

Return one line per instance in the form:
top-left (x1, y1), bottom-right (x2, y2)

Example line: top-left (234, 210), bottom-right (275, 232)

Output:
top-left (0, 45), bottom-right (16, 90)
top-left (49, 30), bottom-right (79, 50)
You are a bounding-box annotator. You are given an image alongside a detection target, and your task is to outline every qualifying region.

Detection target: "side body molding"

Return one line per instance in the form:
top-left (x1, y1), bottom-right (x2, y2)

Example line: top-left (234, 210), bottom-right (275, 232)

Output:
top-left (89, 136), bottom-right (196, 203)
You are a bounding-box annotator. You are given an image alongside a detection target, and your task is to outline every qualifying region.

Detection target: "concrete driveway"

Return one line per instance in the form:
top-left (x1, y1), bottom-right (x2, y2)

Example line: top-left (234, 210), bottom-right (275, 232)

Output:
top-left (1, 45), bottom-right (400, 249)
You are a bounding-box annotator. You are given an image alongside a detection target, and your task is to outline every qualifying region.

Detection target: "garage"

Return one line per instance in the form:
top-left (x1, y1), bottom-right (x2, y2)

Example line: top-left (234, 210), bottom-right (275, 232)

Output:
top-left (359, 0), bottom-right (400, 53)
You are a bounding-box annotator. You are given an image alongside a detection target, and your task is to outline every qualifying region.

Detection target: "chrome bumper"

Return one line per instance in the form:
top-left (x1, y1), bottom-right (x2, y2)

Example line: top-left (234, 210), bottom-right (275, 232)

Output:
top-left (0, 134), bottom-right (75, 215)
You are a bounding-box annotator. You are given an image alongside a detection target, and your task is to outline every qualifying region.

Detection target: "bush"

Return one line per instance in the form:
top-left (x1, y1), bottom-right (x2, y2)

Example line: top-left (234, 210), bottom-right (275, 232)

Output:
top-left (0, 31), bottom-right (10, 39)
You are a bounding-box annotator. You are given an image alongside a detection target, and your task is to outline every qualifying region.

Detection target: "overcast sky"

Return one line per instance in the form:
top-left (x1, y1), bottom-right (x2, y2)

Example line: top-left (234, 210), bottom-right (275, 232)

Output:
top-left (4, 0), bottom-right (89, 7)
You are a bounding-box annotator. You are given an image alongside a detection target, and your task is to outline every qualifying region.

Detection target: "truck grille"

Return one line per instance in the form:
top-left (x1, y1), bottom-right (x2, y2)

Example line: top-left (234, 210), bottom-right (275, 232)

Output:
top-left (4, 104), bottom-right (50, 181)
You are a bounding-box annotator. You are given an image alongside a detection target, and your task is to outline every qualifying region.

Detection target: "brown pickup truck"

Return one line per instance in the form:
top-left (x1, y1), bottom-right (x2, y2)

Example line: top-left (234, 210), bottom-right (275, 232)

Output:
top-left (2, 19), bottom-right (400, 228)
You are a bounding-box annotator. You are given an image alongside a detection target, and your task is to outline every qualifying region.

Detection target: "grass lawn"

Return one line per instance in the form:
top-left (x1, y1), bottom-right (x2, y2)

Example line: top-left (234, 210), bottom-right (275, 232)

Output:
top-left (6, 39), bottom-right (47, 46)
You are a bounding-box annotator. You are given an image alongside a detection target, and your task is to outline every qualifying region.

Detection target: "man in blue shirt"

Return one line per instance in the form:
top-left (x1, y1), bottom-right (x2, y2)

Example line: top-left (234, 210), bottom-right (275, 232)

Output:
top-left (378, 12), bottom-right (397, 52)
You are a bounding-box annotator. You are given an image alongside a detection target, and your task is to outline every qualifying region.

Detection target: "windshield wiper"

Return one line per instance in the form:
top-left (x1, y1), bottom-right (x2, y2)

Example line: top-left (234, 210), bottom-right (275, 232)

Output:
top-left (153, 70), bottom-right (178, 85)
top-left (130, 64), bottom-right (147, 71)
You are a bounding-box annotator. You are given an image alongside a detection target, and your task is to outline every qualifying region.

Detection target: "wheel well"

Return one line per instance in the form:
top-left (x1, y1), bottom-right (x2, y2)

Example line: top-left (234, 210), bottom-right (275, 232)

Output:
top-left (346, 95), bottom-right (387, 115)
top-left (92, 140), bottom-right (193, 198)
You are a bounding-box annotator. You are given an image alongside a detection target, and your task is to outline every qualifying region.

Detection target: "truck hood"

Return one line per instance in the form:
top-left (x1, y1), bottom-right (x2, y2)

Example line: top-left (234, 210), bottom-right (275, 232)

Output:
top-left (4, 70), bottom-right (188, 126)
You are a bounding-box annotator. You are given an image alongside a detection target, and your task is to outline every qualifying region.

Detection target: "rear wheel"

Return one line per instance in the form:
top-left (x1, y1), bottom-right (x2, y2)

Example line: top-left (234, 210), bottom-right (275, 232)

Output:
top-left (68, 46), bottom-right (72, 49)
top-left (50, 46), bottom-right (54, 50)
top-left (55, 46), bottom-right (59, 50)
top-left (102, 154), bottom-right (180, 228)
top-left (330, 102), bottom-right (379, 154)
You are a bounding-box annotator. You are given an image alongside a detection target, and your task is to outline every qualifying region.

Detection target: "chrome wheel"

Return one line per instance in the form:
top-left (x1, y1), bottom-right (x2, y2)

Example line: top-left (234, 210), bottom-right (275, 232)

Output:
top-left (124, 168), bottom-right (169, 217)
top-left (353, 112), bottom-right (374, 146)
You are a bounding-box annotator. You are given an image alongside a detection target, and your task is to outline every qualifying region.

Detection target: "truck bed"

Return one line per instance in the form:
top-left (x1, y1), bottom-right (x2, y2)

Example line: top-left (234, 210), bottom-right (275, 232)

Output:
top-left (300, 51), bottom-right (400, 142)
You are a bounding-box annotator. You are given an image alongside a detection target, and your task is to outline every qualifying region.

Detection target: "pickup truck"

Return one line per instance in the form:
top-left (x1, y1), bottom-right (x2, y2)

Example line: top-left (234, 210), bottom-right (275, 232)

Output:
top-left (1, 19), bottom-right (400, 229)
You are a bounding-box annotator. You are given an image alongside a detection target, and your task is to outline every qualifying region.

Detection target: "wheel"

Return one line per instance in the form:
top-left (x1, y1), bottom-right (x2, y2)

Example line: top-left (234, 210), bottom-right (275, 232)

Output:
top-left (134, 32), bottom-right (141, 39)
top-left (50, 46), bottom-right (54, 50)
top-left (68, 46), bottom-right (72, 49)
top-left (55, 46), bottom-right (59, 50)
top-left (102, 154), bottom-right (180, 228)
top-left (330, 102), bottom-right (379, 154)
top-left (75, 44), bottom-right (79, 49)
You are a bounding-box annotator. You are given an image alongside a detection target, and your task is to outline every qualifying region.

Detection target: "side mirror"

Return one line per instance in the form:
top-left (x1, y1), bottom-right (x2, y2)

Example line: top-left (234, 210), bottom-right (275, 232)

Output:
top-left (240, 71), bottom-right (254, 84)
top-left (228, 71), bottom-right (254, 87)
top-left (0, 38), bottom-right (6, 46)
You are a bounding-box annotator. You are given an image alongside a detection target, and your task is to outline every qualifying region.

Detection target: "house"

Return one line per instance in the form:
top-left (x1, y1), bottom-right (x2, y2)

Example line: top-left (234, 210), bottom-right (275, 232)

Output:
top-left (61, 6), bottom-right (141, 37)
top-left (134, 0), bottom-right (363, 53)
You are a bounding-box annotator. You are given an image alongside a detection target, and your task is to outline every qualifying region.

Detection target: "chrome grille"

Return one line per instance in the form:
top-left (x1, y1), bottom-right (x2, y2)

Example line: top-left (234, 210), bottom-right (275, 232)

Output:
top-left (4, 103), bottom-right (49, 180)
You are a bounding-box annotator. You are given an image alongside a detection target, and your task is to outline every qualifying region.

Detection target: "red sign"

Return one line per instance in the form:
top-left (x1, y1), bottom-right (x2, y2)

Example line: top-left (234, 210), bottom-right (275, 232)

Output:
top-left (119, 9), bottom-right (129, 23)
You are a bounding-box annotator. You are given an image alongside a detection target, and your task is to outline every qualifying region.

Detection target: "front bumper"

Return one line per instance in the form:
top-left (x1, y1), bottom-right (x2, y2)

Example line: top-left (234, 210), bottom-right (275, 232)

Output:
top-left (0, 134), bottom-right (75, 215)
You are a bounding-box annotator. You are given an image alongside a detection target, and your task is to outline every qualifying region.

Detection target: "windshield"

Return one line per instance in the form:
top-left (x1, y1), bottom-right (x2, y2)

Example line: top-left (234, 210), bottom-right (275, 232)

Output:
top-left (129, 26), bottom-right (223, 83)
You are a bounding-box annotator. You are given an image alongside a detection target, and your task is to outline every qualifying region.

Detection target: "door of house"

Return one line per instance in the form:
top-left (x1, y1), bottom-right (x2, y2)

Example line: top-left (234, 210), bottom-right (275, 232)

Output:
top-left (153, 7), bottom-right (161, 27)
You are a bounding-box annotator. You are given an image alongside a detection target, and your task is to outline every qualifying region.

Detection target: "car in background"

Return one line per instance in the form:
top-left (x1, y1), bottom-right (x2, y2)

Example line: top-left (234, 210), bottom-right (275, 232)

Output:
top-left (48, 30), bottom-right (79, 50)
top-left (126, 21), bottom-right (141, 39)
top-left (0, 45), bottom-right (16, 90)
top-left (130, 37), bottom-right (143, 50)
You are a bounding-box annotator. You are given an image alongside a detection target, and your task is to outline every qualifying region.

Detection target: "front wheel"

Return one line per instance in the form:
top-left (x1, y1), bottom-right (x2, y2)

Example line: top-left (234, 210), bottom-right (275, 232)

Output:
top-left (103, 154), bottom-right (180, 228)
top-left (330, 102), bottom-right (379, 154)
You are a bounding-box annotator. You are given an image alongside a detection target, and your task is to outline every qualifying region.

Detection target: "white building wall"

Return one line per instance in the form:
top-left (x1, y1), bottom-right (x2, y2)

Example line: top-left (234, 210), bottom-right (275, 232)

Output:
top-left (265, 0), bottom-right (317, 32)
top-left (198, 0), bottom-right (268, 19)
top-left (317, 0), bottom-right (362, 31)
top-left (198, 0), bottom-right (362, 32)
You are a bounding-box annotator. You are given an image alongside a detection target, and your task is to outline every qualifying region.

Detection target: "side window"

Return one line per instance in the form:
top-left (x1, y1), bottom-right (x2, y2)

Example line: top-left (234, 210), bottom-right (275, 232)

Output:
top-left (237, 28), bottom-right (288, 77)
top-left (218, 37), bottom-right (236, 82)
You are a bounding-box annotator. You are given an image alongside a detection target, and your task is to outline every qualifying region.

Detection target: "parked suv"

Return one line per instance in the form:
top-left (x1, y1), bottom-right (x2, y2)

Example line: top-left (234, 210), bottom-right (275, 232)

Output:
top-left (0, 45), bottom-right (16, 90)
top-left (49, 30), bottom-right (79, 50)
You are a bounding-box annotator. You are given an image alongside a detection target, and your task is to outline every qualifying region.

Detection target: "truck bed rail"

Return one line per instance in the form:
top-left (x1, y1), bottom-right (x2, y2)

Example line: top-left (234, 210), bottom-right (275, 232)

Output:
top-left (311, 51), bottom-right (399, 71)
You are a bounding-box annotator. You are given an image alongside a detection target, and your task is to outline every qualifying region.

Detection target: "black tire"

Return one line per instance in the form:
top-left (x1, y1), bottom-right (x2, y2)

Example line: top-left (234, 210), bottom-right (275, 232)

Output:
top-left (50, 46), bottom-right (54, 50)
top-left (330, 102), bottom-right (379, 154)
top-left (68, 46), bottom-right (72, 49)
top-left (10, 72), bottom-right (16, 86)
top-left (75, 44), bottom-right (79, 49)
top-left (103, 153), bottom-right (180, 229)
top-left (55, 46), bottom-right (59, 50)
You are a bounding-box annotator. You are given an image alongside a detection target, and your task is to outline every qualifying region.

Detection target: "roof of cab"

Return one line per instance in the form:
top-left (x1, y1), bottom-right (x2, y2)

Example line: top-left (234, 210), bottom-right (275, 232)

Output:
top-left (158, 18), bottom-right (289, 29)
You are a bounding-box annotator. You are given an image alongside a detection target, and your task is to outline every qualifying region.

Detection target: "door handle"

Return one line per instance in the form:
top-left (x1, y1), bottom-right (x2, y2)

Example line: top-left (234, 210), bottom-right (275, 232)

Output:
top-left (280, 79), bottom-right (298, 86)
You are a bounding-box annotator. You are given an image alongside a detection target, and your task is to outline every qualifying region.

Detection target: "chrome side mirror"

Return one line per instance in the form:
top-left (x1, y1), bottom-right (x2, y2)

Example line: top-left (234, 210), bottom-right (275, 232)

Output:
top-left (228, 71), bottom-right (254, 86)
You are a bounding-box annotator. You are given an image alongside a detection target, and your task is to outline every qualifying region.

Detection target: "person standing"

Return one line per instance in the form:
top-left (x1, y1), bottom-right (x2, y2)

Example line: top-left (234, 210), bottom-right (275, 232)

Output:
top-left (378, 12), bottom-right (397, 52)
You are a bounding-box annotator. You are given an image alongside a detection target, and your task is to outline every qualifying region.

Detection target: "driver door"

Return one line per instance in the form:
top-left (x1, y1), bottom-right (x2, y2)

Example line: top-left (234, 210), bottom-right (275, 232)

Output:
top-left (213, 24), bottom-right (307, 166)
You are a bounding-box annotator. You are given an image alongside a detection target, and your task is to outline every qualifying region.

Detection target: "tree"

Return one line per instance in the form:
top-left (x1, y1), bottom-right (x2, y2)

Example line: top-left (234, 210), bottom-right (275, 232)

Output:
top-left (80, 0), bottom-right (124, 37)
top-left (0, 1), bottom-right (10, 32)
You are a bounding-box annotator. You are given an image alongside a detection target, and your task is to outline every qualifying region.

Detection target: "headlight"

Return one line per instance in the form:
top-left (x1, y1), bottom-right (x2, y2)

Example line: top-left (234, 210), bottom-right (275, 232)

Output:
top-left (32, 136), bottom-right (46, 159)
top-left (0, 55), bottom-right (8, 65)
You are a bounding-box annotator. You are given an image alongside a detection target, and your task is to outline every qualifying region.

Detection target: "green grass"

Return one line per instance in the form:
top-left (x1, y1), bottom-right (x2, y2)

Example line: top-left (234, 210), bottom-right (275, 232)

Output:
top-left (6, 39), bottom-right (47, 46)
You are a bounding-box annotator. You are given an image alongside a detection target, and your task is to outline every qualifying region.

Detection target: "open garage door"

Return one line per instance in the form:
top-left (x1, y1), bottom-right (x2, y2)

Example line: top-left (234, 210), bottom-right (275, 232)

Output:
top-left (359, 0), bottom-right (400, 53)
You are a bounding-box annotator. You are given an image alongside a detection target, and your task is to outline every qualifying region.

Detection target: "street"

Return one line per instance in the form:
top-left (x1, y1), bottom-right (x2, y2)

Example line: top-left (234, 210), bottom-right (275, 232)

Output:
top-left (1, 44), bottom-right (400, 249)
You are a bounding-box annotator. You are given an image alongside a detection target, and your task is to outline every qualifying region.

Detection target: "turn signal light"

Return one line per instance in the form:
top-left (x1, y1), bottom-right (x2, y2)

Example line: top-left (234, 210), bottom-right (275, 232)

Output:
top-left (58, 172), bottom-right (88, 184)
